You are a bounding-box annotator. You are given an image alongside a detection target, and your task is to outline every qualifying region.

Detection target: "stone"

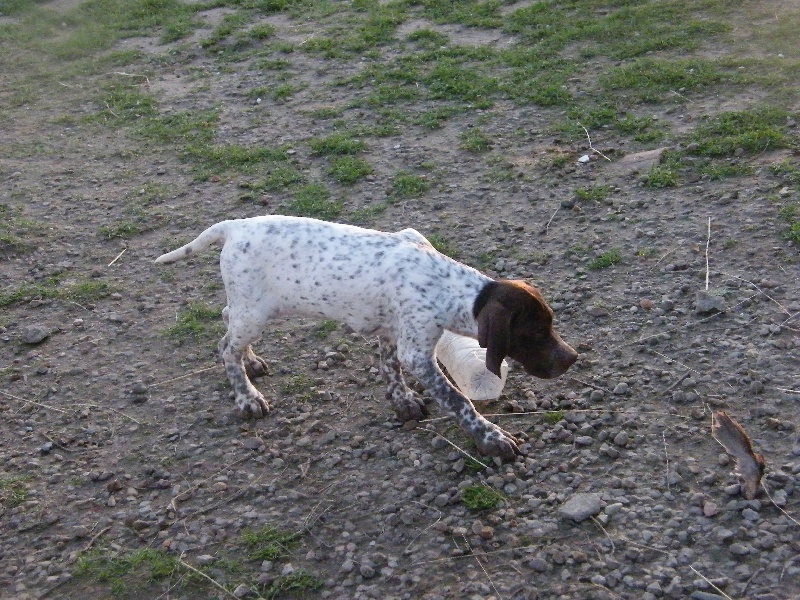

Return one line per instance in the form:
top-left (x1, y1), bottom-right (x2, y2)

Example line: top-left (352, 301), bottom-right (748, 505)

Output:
top-left (695, 290), bottom-right (726, 314)
top-left (21, 325), bottom-right (51, 344)
top-left (559, 493), bottom-right (603, 522)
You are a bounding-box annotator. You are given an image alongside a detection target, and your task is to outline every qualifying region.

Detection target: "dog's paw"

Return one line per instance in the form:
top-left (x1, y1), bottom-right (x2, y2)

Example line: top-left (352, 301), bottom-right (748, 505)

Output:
top-left (244, 352), bottom-right (270, 379)
top-left (236, 394), bottom-right (270, 419)
top-left (475, 427), bottom-right (520, 462)
top-left (392, 395), bottom-right (428, 422)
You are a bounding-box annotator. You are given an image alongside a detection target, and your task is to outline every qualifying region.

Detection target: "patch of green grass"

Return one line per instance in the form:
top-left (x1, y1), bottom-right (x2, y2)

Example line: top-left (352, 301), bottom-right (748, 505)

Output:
top-left (423, 60), bottom-right (497, 106)
top-left (286, 183), bottom-right (343, 219)
top-left (283, 374), bottom-right (312, 395)
top-left (312, 320), bottom-right (338, 339)
top-left (98, 220), bottom-right (144, 239)
top-left (391, 171), bottom-right (429, 198)
top-left (263, 570), bottom-right (323, 600)
top-left (414, 107), bottom-right (460, 130)
top-left (770, 158), bottom-right (800, 184)
top-left (428, 234), bottom-right (459, 259)
top-left (256, 164), bottom-right (306, 192)
top-left (0, 279), bottom-right (109, 308)
top-left (166, 302), bottom-right (222, 340)
top-left (464, 456), bottom-right (488, 475)
top-left (0, 476), bottom-right (30, 509)
top-left (544, 410), bottom-right (564, 425)
top-left (462, 485), bottom-right (505, 511)
top-left (459, 128), bottom-right (492, 153)
top-left (687, 107), bottom-right (797, 157)
top-left (94, 81), bottom-right (158, 125)
top-left (74, 548), bottom-right (185, 597)
top-left (327, 155), bottom-right (372, 184)
top-left (778, 203), bottom-right (800, 243)
top-left (306, 106), bottom-right (344, 119)
top-left (644, 150), bottom-right (682, 188)
top-left (589, 248), bottom-right (622, 270)
top-left (272, 82), bottom-right (296, 101)
top-left (308, 133), bottom-right (365, 156)
top-left (698, 161), bottom-right (755, 180)
top-left (347, 203), bottom-right (387, 224)
top-left (64, 281), bottom-right (110, 304)
top-left (140, 108), bottom-right (219, 146)
top-left (0, 204), bottom-right (41, 255)
top-left (601, 58), bottom-right (732, 102)
top-left (242, 525), bottom-right (303, 561)
top-left (575, 185), bottom-right (611, 203)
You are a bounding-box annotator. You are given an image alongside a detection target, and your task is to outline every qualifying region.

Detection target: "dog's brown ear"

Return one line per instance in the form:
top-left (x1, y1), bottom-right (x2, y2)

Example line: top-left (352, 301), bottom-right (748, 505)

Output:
top-left (477, 300), bottom-right (511, 378)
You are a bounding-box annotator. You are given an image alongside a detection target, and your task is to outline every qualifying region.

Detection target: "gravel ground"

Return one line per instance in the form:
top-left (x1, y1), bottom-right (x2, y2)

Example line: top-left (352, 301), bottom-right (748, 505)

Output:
top-left (1, 2), bottom-right (799, 599)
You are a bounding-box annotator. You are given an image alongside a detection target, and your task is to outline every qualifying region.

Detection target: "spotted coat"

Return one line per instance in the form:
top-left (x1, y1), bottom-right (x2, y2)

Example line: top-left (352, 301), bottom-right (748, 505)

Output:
top-left (156, 216), bottom-right (577, 460)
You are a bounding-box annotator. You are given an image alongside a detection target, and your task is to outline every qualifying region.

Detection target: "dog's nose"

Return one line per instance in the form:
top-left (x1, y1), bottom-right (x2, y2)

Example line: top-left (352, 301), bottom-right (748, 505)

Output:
top-left (549, 342), bottom-right (578, 377)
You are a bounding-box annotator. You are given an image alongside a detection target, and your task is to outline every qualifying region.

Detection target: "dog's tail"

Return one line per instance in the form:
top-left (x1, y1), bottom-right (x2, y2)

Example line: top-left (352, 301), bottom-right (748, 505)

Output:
top-left (154, 222), bottom-right (229, 264)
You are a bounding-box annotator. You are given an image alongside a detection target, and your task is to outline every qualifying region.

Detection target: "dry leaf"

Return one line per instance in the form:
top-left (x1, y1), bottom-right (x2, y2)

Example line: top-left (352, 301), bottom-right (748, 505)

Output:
top-left (711, 411), bottom-right (765, 500)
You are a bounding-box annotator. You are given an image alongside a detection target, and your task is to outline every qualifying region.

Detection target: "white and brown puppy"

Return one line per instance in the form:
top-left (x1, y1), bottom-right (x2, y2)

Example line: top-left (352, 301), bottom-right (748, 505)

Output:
top-left (156, 216), bottom-right (577, 460)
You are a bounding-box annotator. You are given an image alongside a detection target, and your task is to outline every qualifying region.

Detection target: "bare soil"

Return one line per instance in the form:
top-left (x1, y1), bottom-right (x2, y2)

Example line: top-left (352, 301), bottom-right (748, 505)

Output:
top-left (1, 2), bottom-right (799, 600)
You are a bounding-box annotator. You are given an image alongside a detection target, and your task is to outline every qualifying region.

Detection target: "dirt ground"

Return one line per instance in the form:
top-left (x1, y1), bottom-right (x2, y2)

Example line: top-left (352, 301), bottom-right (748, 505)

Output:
top-left (1, 1), bottom-right (799, 599)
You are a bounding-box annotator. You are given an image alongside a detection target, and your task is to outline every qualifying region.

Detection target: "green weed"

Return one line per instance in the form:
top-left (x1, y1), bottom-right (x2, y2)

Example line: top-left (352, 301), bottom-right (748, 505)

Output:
top-left (286, 183), bottom-right (343, 219)
top-left (575, 185), bottom-right (611, 203)
top-left (687, 107), bottom-right (796, 157)
top-left (263, 570), bottom-right (324, 600)
top-left (312, 320), bottom-right (338, 339)
top-left (462, 485), bottom-right (505, 510)
top-left (391, 171), bottom-right (429, 198)
top-left (242, 525), bottom-right (303, 561)
top-left (0, 279), bottom-right (109, 308)
top-left (428, 234), bottom-right (459, 259)
top-left (0, 476), bottom-right (30, 509)
top-left (309, 133), bottom-right (365, 155)
top-left (283, 374), bottom-right (312, 395)
top-left (327, 155), bottom-right (372, 184)
top-left (589, 249), bottom-right (622, 270)
top-left (167, 303), bottom-right (222, 340)
top-left (459, 128), bottom-right (492, 153)
top-left (544, 410), bottom-right (564, 425)
top-left (778, 204), bottom-right (800, 243)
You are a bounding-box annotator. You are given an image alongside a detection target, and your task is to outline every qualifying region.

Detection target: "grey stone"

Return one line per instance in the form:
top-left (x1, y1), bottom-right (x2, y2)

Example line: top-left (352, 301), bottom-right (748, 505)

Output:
top-left (695, 290), bottom-right (726, 314)
top-left (559, 493), bottom-right (603, 522)
top-left (22, 325), bottom-right (51, 344)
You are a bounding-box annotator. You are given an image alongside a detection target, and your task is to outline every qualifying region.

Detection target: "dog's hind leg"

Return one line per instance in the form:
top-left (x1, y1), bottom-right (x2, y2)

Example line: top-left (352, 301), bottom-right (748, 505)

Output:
top-left (222, 306), bottom-right (270, 378)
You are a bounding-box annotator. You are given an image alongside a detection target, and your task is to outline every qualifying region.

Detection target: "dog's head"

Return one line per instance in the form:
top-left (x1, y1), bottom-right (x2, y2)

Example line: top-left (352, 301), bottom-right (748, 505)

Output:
top-left (475, 280), bottom-right (577, 379)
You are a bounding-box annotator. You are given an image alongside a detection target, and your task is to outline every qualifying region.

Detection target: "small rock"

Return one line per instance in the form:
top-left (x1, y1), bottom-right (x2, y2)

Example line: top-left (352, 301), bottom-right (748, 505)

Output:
top-left (729, 542), bottom-right (750, 555)
top-left (22, 325), bottom-right (51, 345)
top-left (527, 556), bottom-right (550, 572)
top-left (212, 482), bottom-right (228, 492)
top-left (695, 290), bottom-right (726, 315)
top-left (613, 382), bottom-right (629, 395)
top-left (703, 501), bottom-right (719, 517)
top-left (196, 555), bottom-right (216, 566)
top-left (691, 593), bottom-right (727, 600)
top-left (559, 493), bottom-right (603, 522)
top-left (613, 431), bottom-right (629, 446)
top-left (587, 305), bottom-right (610, 317)
top-left (741, 507), bottom-right (759, 521)
top-left (232, 583), bottom-right (251, 598)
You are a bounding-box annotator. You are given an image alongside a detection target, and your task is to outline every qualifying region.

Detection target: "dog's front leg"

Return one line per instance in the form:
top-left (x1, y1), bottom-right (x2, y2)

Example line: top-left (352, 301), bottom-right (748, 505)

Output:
top-left (379, 336), bottom-right (427, 421)
top-left (398, 344), bottom-right (520, 461)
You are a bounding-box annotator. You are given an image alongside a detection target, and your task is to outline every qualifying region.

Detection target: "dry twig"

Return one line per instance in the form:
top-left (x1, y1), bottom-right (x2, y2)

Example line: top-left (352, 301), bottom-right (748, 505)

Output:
top-left (580, 125), bottom-right (612, 161)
